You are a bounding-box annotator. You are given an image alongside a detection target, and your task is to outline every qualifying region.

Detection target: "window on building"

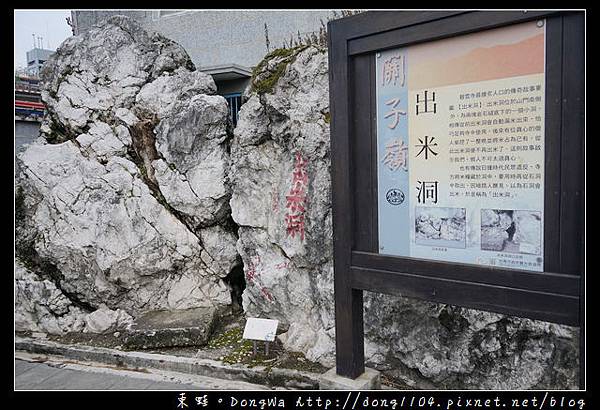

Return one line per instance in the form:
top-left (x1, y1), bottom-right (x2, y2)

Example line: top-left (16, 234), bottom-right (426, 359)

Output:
top-left (223, 93), bottom-right (242, 128)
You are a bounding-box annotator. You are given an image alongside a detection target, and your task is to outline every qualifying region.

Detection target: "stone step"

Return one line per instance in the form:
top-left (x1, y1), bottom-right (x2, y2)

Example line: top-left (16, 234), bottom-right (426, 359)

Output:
top-left (122, 307), bottom-right (218, 349)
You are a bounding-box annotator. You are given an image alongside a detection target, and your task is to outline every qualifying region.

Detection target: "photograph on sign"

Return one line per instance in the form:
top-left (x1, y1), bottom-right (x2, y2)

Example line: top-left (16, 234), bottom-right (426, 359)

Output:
top-left (376, 20), bottom-right (545, 272)
top-left (415, 206), bottom-right (467, 248)
top-left (242, 318), bottom-right (279, 342)
top-left (480, 209), bottom-right (542, 255)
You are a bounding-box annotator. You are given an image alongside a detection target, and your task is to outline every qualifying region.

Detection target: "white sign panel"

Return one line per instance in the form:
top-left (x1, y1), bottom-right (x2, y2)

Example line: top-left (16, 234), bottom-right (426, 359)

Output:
top-left (242, 318), bottom-right (279, 342)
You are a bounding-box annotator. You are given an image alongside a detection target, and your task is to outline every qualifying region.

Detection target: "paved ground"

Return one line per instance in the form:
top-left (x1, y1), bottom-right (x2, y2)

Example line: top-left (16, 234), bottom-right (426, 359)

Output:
top-left (14, 353), bottom-right (270, 390)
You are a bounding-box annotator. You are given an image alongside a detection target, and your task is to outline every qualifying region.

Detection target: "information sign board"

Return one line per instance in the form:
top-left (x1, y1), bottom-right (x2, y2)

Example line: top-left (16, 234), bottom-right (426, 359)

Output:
top-left (327, 11), bottom-right (584, 385)
top-left (376, 21), bottom-right (546, 272)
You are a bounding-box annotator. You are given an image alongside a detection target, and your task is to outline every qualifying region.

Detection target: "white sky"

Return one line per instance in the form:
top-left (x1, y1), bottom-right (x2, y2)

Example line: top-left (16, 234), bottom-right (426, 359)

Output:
top-left (14, 10), bottom-right (73, 70)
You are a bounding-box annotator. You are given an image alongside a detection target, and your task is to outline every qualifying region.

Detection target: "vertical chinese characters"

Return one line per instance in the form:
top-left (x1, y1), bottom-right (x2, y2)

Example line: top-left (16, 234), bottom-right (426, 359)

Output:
top-left (416, 90), bottom-right (437, 115)
top-left (415, 135), bottom-right (438, 160)
top-left (413, 90), bottom-right (440, 203)
top-left (384, 98), bottom-right (407, 129)
top-left (377, 49), bottom-right (411, 256)
top-left (382, 54), bottom-right (406, 87)
top-left (284, 152), bottom-right (309, 241)
top-left (416, 181), bottom-right (439, 204)
top-left (245, 255), bottom-right (274, 302)
top-left (381, 53), bottom-right (409, 174)
top-left (382, 138), bottom-right (409, 172)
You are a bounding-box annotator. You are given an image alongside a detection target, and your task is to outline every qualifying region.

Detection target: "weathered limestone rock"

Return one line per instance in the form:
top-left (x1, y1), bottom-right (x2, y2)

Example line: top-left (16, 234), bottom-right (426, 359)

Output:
top-left (15, 16), bottom-right (238, 333)
top-left (15, 259), bottom-right (87, 334)
top-left (151, 93), bottom-right (232, 228)
top-left (230, 45), bottom-right (579, 389)
top-left (84, 305), bottom-right (134, 334)
top-left (363, 294), bottom-right (578, 389)
top-left (230, 46), bottom-right (336, 365)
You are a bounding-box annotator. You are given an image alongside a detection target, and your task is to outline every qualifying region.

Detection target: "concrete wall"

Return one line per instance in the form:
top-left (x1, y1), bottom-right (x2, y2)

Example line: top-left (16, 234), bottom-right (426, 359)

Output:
top-left (144, 10), bottom-right (336, 70)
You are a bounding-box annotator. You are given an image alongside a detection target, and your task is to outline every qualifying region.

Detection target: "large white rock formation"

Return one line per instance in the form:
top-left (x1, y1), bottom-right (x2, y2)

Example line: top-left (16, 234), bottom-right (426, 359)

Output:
top-left (15, 16), bottom-right (239, 331)
top-left (230, 46), bottom-right (336, 364)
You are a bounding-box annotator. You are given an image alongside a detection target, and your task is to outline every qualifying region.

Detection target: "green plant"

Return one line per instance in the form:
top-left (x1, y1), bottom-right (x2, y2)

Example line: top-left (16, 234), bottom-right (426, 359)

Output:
top-left (250, 45), bottom-right (308, 95)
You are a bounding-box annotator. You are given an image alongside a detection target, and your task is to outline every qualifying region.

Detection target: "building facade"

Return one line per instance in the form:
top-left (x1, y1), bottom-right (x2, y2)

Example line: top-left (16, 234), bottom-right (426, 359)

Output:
top-left (15, 73), bottom-right (46, 153)
top-left (15, 44), bottom-right (55, 153)
top-left (25, 48), bottom-right (54, 77)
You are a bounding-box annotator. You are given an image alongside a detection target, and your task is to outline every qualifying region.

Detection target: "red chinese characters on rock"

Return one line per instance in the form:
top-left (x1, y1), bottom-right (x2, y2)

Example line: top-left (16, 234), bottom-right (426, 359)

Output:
top-left (245, 255), bottom-right (274, 303)
top-left (260, 287), bottom-right (274, 302)
top-left (275, 261), bottom-right (290, 270)
top-left (245, 255), bottom-right (261, 284)
top-left (284, 152), bottom-right (309, 241)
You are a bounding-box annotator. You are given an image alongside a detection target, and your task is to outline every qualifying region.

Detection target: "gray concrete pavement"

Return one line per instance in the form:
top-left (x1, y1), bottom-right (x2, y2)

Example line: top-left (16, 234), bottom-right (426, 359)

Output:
top-left (14, 354), bottom-right (271, 390)
top-left (15, 336), bottom-right (320, 389)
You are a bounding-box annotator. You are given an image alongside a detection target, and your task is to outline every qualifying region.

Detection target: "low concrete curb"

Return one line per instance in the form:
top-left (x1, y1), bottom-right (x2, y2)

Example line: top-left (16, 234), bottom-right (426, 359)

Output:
top-left (15, 336), bottom-right (321, 389)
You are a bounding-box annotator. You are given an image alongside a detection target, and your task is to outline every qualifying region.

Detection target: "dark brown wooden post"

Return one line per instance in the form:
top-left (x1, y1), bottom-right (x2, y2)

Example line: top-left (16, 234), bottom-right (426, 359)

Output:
top-left (559, 12), bottom-right (585, 390)
top-left (328, 18), bottom-right (365, 379)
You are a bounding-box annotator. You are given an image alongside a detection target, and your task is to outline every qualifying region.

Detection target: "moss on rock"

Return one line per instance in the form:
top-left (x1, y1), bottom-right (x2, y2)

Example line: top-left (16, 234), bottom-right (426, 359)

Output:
top-left (250, 45), bottom-right (309, 95)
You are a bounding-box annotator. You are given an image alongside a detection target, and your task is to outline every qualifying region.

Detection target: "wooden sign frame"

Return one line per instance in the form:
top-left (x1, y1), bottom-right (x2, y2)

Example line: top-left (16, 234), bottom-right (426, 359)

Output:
top-left (327, 10), bottom-right (585, 387)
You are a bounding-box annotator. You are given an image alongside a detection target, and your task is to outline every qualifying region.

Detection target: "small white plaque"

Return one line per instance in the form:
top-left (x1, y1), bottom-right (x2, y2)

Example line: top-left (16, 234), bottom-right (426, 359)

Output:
top-left (242, 318), bottom-right (279, 342)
